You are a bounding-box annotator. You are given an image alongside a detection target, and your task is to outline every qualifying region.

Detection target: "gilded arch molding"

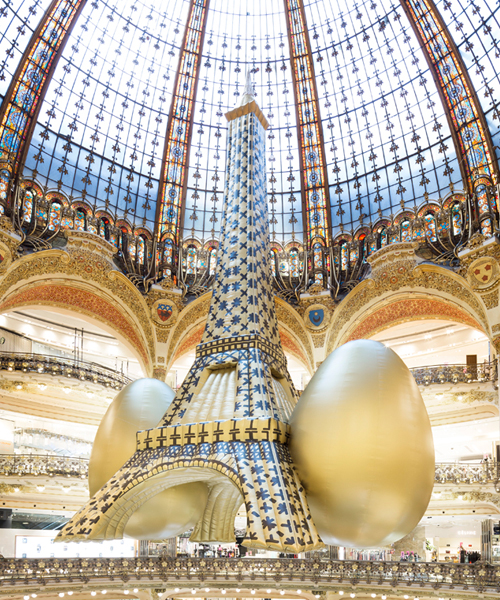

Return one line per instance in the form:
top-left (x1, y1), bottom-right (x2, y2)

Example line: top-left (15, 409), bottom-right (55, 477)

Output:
top-left (344, 295), bottom-right (484, 343)
top-left (0, 237), bottom-right (156, 373)
top-left (326, 244), bottom-right (489, 354)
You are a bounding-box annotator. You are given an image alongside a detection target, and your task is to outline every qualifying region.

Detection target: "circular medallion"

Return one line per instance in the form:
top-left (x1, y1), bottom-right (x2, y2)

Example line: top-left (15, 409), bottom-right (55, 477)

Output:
top-left (304, 304), bottom-right (330, 331)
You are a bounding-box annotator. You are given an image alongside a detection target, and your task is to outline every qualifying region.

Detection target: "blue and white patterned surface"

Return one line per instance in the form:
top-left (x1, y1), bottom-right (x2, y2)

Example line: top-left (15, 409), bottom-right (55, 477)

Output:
top-left (56, 98), bottom-right (322, 553)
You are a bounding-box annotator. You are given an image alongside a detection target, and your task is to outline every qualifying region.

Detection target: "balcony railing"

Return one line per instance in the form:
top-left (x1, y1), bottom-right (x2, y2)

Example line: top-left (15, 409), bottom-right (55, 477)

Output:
top-left (0, 558), bottom-right (497, 596)
top-left (0, 454), bottom-right (88, 478)
top-left (410, 361), bottom-right (498, 385)
top-left (0, 455), bottom-right (497, 487)
top-left (0, 351), bottom-right (132, 389)
top-left (435, 462), bottom-right (498, 484)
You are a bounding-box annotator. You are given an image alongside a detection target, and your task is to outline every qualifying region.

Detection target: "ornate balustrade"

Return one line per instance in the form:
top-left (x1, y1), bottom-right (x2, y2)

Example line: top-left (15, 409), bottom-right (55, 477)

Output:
top-left (0, 558), bottom-right (497, 596)
top-left (0, 455), bottom-right (496, 487)
top-left (435, 462), bottom-right (497, 485)
top-left (0, 455), bottom-right (88, 479)
top-left (410, 361), bottom-right (498, 385)
top-left (0, 352), bottom-right (132, 389)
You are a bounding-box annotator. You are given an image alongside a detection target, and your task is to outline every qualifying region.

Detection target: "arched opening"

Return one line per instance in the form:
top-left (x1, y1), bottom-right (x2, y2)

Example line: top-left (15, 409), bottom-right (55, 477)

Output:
top-left (74, 208), bottom-right (86, 232)
top-left (48, 202), bottom-right (62, 231)
top-left (370, 319), bottom-right (497, 461)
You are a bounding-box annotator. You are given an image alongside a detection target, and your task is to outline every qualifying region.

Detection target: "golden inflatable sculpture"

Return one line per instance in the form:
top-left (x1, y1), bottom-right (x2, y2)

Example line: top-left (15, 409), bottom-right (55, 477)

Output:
top-left (57, 75), bottom-right (435, 551)
top-left (90, 378), bottom-right (208, 540)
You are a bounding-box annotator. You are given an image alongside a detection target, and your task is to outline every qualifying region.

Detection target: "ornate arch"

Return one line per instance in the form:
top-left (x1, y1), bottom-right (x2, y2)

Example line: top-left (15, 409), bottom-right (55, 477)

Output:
top-left (326, 243), bottom-right (489, 354)
top-left (345, 295), bottom-right (484, 343)
top-left (0, 235), bottom-right (156, 373)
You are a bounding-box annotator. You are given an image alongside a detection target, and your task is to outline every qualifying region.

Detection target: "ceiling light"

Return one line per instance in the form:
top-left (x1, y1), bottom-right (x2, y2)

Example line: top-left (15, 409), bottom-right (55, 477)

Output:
top-left (36, 485), bottom-right (45, 492)
top-left (133, 590), bottom-right (138, 594)
top-left (91, 593), bottom-right (96, 597)
top-left (191, 590), bottom-right (196, 595)
top-left (371, 595), bottom-right (376, 599)
top-left (236, 590), bottom-right (241, 593)
top-left (174, 589), bottom-right (179, 593)
top-left (124, 592), bottom-right (129, 595)
top-left (266, 591), bottom-right (271, 595)
top-left (24, 596), bottom-right (30, 600)
top-left (296, 591), bottom-right (301, 595)
top-left (251, 591), bottom-right (256, 595)
top-left (59, 594), bottom-right (64, 598)
top-left (67, 593), bottom-right (73, 597)
top-left (205, 589), bottom-right (210, 593)
top-left (280, 591), bottom-right (285, 596)
top-left (381, 596), bottom-right (386, 600)
top-left (350, 595), bottom-right (355, 599)
top-left (31, 595), bottom-right (37, 598)
top-left (222, 591), bottom-right (226, 595)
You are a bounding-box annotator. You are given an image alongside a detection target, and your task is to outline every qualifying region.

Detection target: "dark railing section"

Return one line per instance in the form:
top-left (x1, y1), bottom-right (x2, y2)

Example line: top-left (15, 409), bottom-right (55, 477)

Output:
top-left (410, 361), bottom-right (498, 385)
top-left (0, 454), bottom-right (88, 478)
top-left (0, 351), bottom-right (132, 389)
top-left (6, 178), bottom-right (500, 298)
top-left (435, 462), bottom-right (498, 484)
top-left (0, 558), bottom-right (497, 594)
top-left (0, 455), bottom-right (497, 485)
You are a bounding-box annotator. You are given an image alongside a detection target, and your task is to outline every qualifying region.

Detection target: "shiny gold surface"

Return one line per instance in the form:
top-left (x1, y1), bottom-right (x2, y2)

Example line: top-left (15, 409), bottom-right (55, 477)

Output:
top-left (290, 339), bottom-right (435, 548)
top-left (89, 378), bottom-right (175, 495)
top-left (124, 481), bottom-right (209, 540)
top-left (89, 378), bottom-right (208, 539)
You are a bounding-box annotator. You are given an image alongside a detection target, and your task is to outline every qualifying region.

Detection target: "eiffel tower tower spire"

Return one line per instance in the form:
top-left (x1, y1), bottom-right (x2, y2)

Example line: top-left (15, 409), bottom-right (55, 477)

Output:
top-left (56, 77), bottom-right (323, 553)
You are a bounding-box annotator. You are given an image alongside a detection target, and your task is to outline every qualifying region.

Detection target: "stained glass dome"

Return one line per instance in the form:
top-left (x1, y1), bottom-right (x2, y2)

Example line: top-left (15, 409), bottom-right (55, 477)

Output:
top-left (0, 0), bottom-right (498, 280)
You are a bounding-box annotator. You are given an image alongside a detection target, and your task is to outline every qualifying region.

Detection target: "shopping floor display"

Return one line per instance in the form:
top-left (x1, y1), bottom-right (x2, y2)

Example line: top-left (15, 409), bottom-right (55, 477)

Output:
top-left (56, 76), bottom-right (435, 553)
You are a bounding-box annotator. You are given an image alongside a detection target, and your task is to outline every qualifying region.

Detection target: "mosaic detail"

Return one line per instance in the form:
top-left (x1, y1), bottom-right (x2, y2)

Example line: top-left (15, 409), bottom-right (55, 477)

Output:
top-left (403, 0), bottom-right (497, 200)
top-left (0, 0), bottom-right (85, 173)
top-left (283, 0), bottom-right (330, 246)
top-left (57, 93), bottom-right (322, 553)
top-left (157, 0), bottom-right (210, 244)
top-left (136, 419), bottom-right (290, 450)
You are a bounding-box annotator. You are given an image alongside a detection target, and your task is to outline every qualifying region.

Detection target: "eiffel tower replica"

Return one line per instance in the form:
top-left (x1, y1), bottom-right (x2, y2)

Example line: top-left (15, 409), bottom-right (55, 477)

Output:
top-left (57, 74), bottom-right (323, 553)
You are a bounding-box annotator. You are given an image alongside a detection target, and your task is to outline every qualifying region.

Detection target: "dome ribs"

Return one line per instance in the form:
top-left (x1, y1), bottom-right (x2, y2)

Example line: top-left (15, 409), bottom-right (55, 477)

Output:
top-left (282, 0), bottom-right (332, 250)
top-left (154, 0), bottom-right (211, 248)
top-left (0, 0), bottom-right (87, 207)
top-left (400, 0), bottom-right (499, 233)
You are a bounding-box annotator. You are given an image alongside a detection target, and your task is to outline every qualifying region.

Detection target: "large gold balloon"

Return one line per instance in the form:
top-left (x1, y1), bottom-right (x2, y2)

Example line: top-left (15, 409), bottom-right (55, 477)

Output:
top-left (290, 339), bottom-right (435, 548)
top-left (90, 378), bottom-right (209, 539)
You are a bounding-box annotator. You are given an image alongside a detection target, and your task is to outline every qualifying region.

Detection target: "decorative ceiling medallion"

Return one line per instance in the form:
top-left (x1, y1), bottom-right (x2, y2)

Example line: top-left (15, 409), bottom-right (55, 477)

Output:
top-left (152, 300), bottom-right (178, 326)
top-left (467, 256), bottom-right (500, 291)
top-left (304, 304), bottom-right (330, 331)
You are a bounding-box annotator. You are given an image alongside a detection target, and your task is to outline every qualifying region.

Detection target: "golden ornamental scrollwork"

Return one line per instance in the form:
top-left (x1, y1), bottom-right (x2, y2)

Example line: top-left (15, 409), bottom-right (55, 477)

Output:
top-left (0, 248), bottom-right (156, 372)
top-left (167, 293), bottom-right (212, 364)
top-left (326, 259), bottom-right (489, 355)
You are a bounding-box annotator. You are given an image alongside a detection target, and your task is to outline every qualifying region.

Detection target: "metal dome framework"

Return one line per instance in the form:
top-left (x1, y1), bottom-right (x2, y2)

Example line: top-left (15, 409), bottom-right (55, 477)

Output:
top-left (0, 0), bottom-right (498, 299)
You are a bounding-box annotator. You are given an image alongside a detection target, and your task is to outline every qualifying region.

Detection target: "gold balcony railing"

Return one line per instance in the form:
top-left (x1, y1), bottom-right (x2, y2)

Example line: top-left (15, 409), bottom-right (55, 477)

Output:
top-left (410, 361), bottom-right (498, 385)
top-left (0, 454), bottom-right (88, 478)
top-left (0, 351), bottom-right (132, 389)
top-left (0, 455), bottom-right (497, 486)
top-left (0, 558), bottom-right (497, 596)
top-left (435, 462), bottom-right (498, 484)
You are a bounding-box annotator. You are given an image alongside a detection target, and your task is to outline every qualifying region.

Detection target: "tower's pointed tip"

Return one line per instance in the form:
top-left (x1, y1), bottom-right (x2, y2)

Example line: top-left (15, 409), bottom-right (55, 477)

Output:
top-left (240, 69), bottom-right (255, 106)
